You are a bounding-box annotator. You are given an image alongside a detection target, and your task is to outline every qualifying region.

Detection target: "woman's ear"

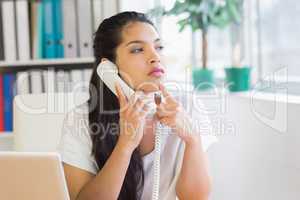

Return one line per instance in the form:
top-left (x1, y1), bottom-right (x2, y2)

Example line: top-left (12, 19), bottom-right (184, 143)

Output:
top-left (101, 58), bottom-right (108, 62)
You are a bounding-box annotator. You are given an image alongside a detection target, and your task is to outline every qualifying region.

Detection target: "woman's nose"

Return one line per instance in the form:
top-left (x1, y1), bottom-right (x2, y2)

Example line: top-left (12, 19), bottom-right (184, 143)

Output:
top-left (148, 48), bottom-right (161, 64)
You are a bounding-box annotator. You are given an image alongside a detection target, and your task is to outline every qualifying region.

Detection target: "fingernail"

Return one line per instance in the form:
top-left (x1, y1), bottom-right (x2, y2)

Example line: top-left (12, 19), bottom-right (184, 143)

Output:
top-left (159, 84), bottom-right (163, 90)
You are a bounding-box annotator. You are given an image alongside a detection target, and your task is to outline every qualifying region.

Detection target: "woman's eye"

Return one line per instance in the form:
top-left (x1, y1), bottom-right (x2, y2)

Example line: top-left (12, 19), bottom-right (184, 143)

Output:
top-left (131, 48), bottom-right (143, 53)
top-left (156, 45), bottom-right (164, 51)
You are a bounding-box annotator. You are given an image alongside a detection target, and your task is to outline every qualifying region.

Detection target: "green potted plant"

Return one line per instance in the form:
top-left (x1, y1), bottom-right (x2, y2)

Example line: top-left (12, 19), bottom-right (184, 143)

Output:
top-left (224, 0), bottom-right (251, 92)
top-left (149, 0), bottom-right (242, 90)
top-left (225, 44), bottom-right (251, 92)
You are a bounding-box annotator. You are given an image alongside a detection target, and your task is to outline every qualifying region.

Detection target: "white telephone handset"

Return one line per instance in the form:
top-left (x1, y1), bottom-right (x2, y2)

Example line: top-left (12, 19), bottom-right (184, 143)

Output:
top-left (96, 60), bottom-right (135, 99)
top-left (97, 60), bottom-right (162, 200)
top-left (97, 60), bottom-right (160, 114)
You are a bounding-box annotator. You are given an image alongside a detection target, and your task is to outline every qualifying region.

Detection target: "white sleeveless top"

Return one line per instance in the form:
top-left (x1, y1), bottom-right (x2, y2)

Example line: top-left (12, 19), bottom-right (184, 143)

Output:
top-left (57, 94), bottom-right (217, 200)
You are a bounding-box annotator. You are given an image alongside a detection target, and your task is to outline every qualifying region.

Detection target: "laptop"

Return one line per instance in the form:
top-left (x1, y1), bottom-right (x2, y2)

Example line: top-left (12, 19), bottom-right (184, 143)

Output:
top-left (0, 152), bottom-right (70, 200)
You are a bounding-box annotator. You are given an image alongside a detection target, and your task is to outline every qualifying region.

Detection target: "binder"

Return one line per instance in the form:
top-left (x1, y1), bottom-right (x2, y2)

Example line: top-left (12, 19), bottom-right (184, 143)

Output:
top-left (70, 69), bottom-right (84, 92)
top-left (30, 1), bottom-right (38, 59)
top-left (43, 68), bottom-right (56, 93)
top-left (76, 0), bottom-right (93, 57)
top-left (0, 74), bottom-right (4, 131)
top-left (0, 2), bottom-right (4, 60)
top-left (37, 1), bottom-right (44, 59)
top-left (31, 1), bottom-right (44, 59)
top-left (83, 69), bottom-right (93, 83)
top-left (3, 74), bottom-right (16, 132)
top-left (42, 0), bottom-right (64, 58)
top-left (16, 0), bottom-right (30, 60)
top-left (92, 0), bottom-right (103, 32)
top-left (42, 0), bottom-right (56, 58)
top-left (42, 70), bottom-right (48, 93)
top-left (62, 0), bottom-right (78, 57)
top-left (1, 0), bottom-right (17, 61)
top-left (83, 69), bottom-right (93, 92)
top-left (103, 0), bottom-right (119, 19)
top-left (53, 0), bottom-right (64, 58)
top-left (64, 70), bottom-right (71, 92)
top-left (56, 70), bottom-right (68, 93)
top-left (30, 70), bottom-right (43, 94)
top-left (16, 72), bottom-right (30, 95)
top-left (15, 0), bottom-right (30, 94)
top-left (0, 1), bottom-right (4, 128)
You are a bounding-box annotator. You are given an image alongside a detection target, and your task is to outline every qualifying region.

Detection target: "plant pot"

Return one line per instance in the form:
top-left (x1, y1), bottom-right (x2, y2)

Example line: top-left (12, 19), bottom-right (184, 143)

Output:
top-left (225, 66), bottom-right (251, 92)
top-left (192, 68), bottom-right (215, 91)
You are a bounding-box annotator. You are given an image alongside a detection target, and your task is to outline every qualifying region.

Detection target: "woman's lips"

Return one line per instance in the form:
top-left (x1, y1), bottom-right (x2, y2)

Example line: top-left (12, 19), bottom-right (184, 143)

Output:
top-left (148, 68), bottom-right (165, 77)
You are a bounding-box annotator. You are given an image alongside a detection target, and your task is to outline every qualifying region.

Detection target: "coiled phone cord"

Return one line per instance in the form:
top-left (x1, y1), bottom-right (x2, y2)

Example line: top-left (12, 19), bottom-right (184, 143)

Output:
top-left (152, 123), bottom-right (162, 200)
top-left (152, 93), bottom-right (162, 200)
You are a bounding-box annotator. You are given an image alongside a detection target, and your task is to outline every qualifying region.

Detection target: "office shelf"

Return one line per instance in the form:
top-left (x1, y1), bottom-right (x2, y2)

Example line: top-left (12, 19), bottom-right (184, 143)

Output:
top-left (0, 132), bottom-right (14, 151)
top-left (0, 57), bottom-right (95, 73)
top-left (0, 132), bottom-right (14, 138)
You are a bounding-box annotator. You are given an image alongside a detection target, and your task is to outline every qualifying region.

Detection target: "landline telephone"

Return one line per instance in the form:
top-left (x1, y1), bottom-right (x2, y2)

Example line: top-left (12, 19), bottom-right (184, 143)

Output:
top-left (97, 60), bottom-right (162, 200)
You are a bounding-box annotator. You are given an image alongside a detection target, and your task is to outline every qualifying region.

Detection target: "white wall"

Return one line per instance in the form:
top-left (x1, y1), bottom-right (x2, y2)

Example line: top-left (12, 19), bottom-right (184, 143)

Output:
top-left (201, 92), bottom-right (300, 200)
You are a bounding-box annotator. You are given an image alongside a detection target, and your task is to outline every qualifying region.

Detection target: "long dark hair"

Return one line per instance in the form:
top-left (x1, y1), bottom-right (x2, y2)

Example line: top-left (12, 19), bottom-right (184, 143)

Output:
top-left (88, 12), bottom-right (155, 200)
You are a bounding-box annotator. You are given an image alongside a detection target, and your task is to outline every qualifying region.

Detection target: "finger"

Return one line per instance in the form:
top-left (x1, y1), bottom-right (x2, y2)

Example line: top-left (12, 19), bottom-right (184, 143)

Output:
top-left (115, 83), bottom-right (128, 109)
top-left (159, 83), bottom-right (175, 103)
top-left (156, 104), bottom-right (178, 117)
top-left (156, 109), bottom-right (171, 118)
top-left (130, 98), bottom-right (145, 115)
top-left (127, 92), bottom-right (142, 114)
top-left (156, 102), bottom-right (175, 111)
top-left (139, 104), bottom-right (151, 117)
top-left (129, 90), bottom-right (145, 105)
top-left (156, 107), bottom-right (168, 118)
top-left (159, 83), bottom-right (171, 98)
top-left (158, 102), bottom-right (179, 111)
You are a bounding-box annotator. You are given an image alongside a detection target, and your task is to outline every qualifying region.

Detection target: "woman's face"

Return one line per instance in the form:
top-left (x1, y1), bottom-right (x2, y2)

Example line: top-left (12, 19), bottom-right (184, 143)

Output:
top-left (115, 22), bottom-right (166, 93)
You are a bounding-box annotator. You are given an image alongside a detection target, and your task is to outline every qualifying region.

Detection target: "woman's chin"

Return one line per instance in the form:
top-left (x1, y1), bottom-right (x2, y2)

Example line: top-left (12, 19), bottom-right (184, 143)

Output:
top-left (141, 87), bottom-right (159, 94)
top-left (136, 77), bottom-right (166, 94)
top-left (137, 84), bottom-right (160, 94)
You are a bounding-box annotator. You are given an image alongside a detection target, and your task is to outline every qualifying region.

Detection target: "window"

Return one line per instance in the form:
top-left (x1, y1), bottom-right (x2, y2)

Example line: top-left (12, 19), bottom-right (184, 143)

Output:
top-left (254, 0), bottom-right (300, 80)
top-left (157, 0), bottom-right (234, 82)
top-left (120, 0), bottom-right (300, 86)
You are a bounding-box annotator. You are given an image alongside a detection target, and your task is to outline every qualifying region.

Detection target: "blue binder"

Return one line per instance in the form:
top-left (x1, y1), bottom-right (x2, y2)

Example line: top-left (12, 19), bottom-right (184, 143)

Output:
top-left (3, 74), bottom-right (16, 132)
top-left (53, 0), bottom-right (64, 58)
top-left (42, 0), bottom-right (56, 58)
top-left (42, 0), bottom-right (64, 58)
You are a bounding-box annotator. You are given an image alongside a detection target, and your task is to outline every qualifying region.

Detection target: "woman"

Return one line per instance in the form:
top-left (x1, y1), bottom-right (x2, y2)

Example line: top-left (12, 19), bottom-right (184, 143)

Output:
top-left (58, 11), bottom-right (217, 200)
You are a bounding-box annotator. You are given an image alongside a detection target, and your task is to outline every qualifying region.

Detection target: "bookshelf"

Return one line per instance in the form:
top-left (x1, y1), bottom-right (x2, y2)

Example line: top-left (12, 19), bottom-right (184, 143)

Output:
top-left (0, 132), bottom-right (14, 151)
top-left (0, 57), bottom-right (95, 73)
top-left (0, 56), bottom-right (95, 150)
top-left (0, 131), bottom-right (13, 138)
top-left (0, 132), bottom-right (13, 138)
top-left (0, 0), bottom-right (122, 151)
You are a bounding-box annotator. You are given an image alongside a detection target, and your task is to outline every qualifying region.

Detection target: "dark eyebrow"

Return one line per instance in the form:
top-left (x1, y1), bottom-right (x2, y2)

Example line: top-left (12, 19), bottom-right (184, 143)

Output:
top-left (125, 38), bottom-right (161, 46)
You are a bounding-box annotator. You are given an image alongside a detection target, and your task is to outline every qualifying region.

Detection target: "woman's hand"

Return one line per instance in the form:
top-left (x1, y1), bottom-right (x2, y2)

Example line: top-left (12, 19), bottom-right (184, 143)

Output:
top-left (115, 83), bottom-right (151, 152)
top-left (156, 84), bottom-right (199, 145)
